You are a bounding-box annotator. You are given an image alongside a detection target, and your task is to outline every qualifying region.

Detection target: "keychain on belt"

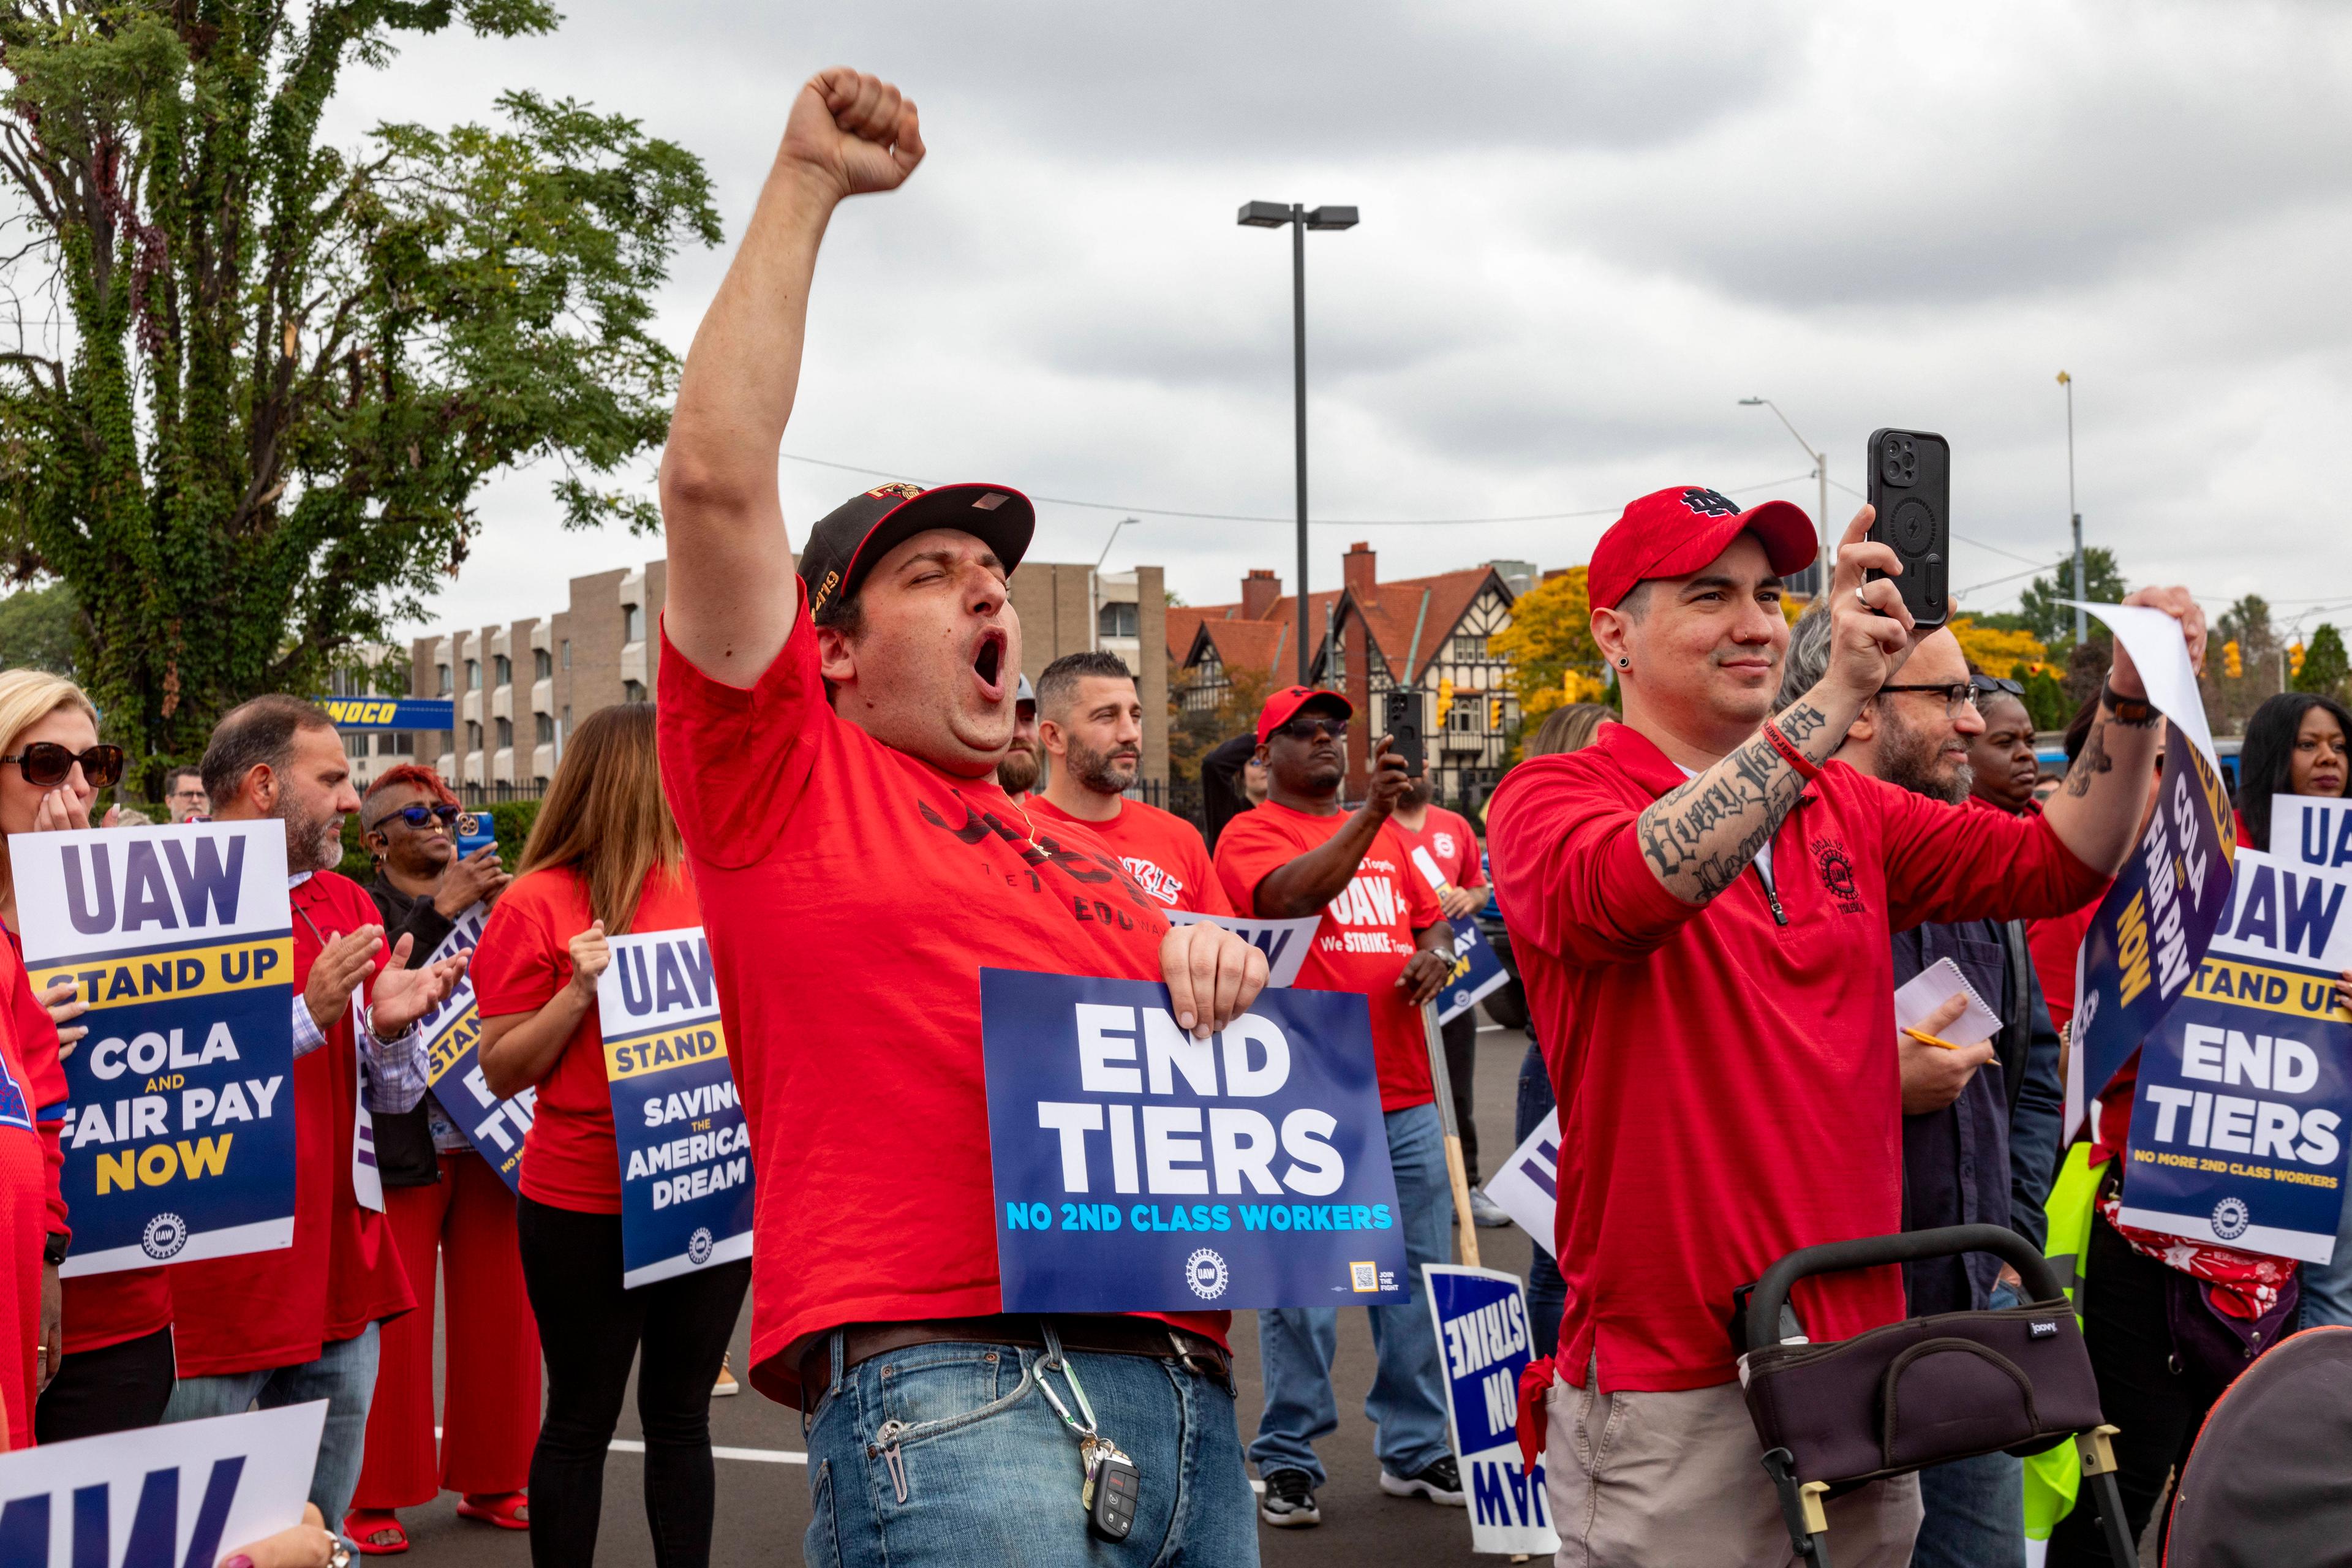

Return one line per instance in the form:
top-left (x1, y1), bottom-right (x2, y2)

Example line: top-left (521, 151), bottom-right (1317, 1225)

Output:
top-left (1035, 1346), bottom-right (1141, 1541)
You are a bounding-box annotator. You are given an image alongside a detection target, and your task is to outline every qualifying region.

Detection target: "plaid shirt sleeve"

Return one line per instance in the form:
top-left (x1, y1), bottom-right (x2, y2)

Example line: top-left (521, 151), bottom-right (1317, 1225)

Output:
top-left (360, 1014), bottom-right (430, 1115)
top-left (292, 995), bottom-right (328, 1060)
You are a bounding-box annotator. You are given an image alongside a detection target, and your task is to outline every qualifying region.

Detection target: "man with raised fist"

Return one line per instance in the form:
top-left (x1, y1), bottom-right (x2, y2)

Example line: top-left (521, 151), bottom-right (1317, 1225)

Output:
top-left (656, 68), bottom-right (1267, 1566)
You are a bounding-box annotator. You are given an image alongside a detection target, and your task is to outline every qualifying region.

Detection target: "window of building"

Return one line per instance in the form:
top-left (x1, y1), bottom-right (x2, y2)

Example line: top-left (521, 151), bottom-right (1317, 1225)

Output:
top-left (494, 654), bottom-right (511, 687)
top-left (624, 679), bottom-right (647, 703)
top-left (1453, 633), bottom-right (1489, 661)
top-left (623, 604), bottom-right (644, 643)
top-left (437, 664), bottom-right (451, 696)
top-left (345, 732), bottom-right (368, 760)
top-left (535, 712), bottom-right (555, 744)
top-left (1449, 703), bottom-right (1482, 733)
top-left (1097, 601), bottom-right (1139, 639)
top-left (535, 648), bottom-right (552, 680)
top-left (561, 639), bottom-right (571, 669)
top-left (376, 733), bottom-right (415, 756)
top-left (496, 717), bottom-right (513, 748)
top-left (465, 659), bottom-right (481, 691)
top-left (466, 720), bottom-right (483, 750)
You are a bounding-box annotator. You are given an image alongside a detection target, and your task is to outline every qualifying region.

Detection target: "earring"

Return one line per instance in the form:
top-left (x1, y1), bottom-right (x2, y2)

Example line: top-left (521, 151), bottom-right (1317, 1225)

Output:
top-left (1618, 658), bottom-right (1630, 669)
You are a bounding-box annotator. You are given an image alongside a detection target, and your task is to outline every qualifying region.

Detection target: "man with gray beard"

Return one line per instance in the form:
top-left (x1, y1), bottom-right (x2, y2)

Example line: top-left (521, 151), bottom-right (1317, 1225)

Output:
top-left (1776, 609), bottom-right (2068, 1568)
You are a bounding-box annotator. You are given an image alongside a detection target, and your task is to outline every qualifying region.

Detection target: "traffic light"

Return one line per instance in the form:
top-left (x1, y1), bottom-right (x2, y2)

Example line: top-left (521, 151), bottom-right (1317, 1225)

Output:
top-left (2224, 640), bottom-right (2242, 679)
top-left (1488, 696), bottom-right (1506, 729)
top-left (1436, 677), bottom-right (1455, 724)
top-left (2293, 643), bottom-right (2307, 677)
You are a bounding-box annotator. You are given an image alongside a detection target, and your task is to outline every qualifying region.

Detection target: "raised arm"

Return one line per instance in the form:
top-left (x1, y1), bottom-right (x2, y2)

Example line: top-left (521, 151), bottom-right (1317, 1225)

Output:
top-left (2037, 587), bottom-right (2207, 875)
top-left (1254, 737), bottom-right (1415, 917)
top-left (658, 68), bottom-right (925, 683)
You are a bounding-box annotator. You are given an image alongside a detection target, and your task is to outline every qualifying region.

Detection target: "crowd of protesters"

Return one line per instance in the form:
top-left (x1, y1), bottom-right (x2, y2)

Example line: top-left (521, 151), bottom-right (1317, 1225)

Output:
top-left (0, 62), bottom-right (2343, 1568)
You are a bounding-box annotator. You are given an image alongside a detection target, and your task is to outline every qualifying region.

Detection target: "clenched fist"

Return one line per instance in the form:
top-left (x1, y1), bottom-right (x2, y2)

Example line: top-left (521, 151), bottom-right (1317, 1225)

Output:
top-left (780, 67), bottom-right (925, 202)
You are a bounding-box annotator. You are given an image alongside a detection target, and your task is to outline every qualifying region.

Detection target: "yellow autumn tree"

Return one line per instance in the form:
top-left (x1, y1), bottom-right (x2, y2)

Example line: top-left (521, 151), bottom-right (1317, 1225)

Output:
top-left (1491, 566), bottom-right (1609, 731)
top-left (1948, 616), bottom-right (2047, 679)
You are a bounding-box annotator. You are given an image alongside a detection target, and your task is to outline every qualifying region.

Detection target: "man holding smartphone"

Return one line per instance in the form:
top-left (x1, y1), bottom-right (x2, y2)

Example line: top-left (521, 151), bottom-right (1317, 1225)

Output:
top-left (1212, 686), bottom-right (1458, 1528)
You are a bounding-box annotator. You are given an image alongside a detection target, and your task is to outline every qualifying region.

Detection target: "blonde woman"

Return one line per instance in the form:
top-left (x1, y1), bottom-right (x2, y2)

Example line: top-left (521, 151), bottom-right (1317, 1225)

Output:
top-left (0, 670), bottom-right (175, 1446)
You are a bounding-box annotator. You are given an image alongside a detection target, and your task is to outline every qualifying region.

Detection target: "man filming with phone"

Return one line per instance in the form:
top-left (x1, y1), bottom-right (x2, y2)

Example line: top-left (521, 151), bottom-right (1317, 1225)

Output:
top-left (1212, 687), bottom-right (1458, 1528)
top-left (1485, 486), bottom-right (2201, 1567)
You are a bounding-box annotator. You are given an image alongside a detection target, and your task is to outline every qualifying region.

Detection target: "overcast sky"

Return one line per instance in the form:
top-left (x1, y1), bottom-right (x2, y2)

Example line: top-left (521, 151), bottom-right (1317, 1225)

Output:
top-left (325, 0), bottom-right (2352, 643)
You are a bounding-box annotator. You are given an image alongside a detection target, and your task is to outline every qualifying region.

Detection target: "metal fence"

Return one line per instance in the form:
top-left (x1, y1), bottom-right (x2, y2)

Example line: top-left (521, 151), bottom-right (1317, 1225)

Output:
top-left (1128, 777), bottom-right (1206, 831)
top-left (455, 780), bottom-right (547, 808)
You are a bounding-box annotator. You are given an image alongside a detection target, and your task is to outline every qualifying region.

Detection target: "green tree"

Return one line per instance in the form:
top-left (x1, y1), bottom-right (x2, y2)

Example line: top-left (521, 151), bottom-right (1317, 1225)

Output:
top-left (2019, 665), bottom-right (2070, 731)
top-left (0, 2), bottom-right (718, 791)
top-left (2295, 624), bottom-right (2350, 701)
top-left (2017, 548), bottom-right (2128, 652)
top-left (0, 579), bottom-right (80, 676)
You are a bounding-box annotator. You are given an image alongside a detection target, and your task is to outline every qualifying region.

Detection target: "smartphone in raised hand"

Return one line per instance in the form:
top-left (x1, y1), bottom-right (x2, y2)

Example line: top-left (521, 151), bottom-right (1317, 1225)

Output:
top-left (1382, 687), bottom-right (1426, 781)
top-left (1865, 428), bottom-right (1951, 629)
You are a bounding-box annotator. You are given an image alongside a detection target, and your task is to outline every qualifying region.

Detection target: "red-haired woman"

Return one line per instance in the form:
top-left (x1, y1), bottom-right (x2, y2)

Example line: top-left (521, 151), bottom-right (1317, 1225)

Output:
top-left (342, 764), bottom-right (536, 1554)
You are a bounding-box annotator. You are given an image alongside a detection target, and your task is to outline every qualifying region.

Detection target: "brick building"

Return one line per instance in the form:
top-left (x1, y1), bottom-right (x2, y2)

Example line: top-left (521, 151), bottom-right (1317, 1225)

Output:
top-left (407, 557), bottom-right (1168, 800)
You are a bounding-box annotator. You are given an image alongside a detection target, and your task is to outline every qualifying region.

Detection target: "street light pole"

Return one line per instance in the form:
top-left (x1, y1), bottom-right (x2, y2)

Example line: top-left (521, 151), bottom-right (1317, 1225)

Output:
top-left (2059, 371), bottom-right (2083, 644)
top-left (1241, 199), bottom-right (1359, 685)
top-left (1738, 397), bottom-right (1830, 592)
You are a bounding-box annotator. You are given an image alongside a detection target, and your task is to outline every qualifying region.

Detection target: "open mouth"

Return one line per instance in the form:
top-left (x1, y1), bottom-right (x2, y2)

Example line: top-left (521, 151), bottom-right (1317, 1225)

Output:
top-left (972, 628), bottom-right (1007, 696)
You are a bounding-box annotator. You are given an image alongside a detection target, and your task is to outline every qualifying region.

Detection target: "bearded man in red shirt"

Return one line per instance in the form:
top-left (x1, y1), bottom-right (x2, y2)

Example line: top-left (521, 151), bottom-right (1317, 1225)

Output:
top-left (655, 67), bottom-right (1270, 1567)
top-left (1485, 489), bottom-right (2201, 1567)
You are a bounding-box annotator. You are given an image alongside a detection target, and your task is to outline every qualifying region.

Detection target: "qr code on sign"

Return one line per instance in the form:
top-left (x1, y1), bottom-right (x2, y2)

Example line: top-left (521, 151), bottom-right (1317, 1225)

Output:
top-left (1349, 1262), bottom-right (1380, 1293)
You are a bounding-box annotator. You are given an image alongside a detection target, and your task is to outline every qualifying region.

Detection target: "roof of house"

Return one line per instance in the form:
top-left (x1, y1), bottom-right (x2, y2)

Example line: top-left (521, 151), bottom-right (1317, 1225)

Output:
top-left (1170, 567), bottom-right (1506, 686)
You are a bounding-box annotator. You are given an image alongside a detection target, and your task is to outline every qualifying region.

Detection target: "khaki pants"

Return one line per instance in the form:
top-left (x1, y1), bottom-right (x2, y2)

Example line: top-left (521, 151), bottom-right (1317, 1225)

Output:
top-left (1545, 1365), bottom-right (1921, 1568)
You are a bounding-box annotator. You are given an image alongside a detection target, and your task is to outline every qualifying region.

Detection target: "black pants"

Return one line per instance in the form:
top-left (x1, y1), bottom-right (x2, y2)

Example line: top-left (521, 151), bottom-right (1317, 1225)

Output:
top-left (34, 1324), bottom-right (176, 1443)
top-left (1441, 1009), bottom-right (1480, 1182)
top-left (2046, 1215), bottom-right (2233, 1567)
top-left (516, 1195), bottom-right (750, 1568)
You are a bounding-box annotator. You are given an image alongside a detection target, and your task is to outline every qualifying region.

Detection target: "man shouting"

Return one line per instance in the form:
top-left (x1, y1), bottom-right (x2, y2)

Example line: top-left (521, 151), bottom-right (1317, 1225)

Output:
top-left (655, 67), bottom-right (1270, 1567)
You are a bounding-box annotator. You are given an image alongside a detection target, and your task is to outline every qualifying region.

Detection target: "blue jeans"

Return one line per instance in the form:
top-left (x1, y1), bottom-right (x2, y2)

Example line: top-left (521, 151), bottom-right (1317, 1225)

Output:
top-left (2297, 1188), bottom-right (2352, 1327)
top-left (163, 1323), bottom-right (380, 1529)
top-left (1247, 1101), bottom-right (1452, 1485)
top-left (801, 1329), bottom-right (1256, 1566)
top-left (1515, 1042), bottom-right (1566, 1359)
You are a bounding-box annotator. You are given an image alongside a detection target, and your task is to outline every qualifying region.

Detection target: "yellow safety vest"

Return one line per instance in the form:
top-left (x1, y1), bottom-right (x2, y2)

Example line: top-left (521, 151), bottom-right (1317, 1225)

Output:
top-left (2022, 1142), bottom-right (2103, 1540)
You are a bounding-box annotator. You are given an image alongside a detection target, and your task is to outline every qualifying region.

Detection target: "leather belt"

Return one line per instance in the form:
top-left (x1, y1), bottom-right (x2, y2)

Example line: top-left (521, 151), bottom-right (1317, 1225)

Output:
top-left (798, 1314), bottom-right (1232, 1411)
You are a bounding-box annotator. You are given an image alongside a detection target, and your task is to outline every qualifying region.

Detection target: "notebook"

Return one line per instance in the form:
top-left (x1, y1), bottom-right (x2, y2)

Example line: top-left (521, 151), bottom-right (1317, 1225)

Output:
top-left (1893, 956), bottom-right (2002, 1049)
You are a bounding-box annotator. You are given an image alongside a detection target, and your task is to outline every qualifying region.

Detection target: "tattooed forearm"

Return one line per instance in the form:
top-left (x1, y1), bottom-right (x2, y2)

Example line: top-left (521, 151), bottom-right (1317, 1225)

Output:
top-left (2062, 715), bottom-right (2115, 799)
top-left (1634, 702), bottom-right (1831, 904)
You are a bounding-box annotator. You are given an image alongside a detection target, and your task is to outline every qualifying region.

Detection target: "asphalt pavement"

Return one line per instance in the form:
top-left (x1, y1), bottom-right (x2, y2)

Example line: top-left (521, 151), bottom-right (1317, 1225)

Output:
top-left (388, 1021), bottom-right (1545, 1567)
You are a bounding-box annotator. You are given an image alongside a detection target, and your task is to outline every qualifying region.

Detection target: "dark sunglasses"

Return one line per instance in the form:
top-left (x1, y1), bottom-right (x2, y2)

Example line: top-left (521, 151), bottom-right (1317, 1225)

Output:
top-left (4, 742), bottom-right (124, 791)
top-left (1970, 673), bottom-right (2026, 697)
top-left (1275, 715), bottom-right (1348, 742)
top-left (367, 802), bottom-right (461, 833)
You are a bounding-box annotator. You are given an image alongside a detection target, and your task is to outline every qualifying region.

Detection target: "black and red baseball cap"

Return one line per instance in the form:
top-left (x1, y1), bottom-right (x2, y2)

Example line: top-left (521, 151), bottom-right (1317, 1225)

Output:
top-left (797, 481), bottom-right (1036, 620)
top-left (1255, 685), bottom-right (1354, 747)
top-left (1586, 486), bottom-right (1817, 611)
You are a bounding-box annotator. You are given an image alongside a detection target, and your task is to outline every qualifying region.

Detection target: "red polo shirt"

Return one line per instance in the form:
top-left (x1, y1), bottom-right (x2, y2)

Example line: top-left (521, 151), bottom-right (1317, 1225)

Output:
top-left (1486, 720), bottom-right (2108, 1393)
top-left (173, 872), bottom-right (414, 1377)
top-left (656, 585), bottom-right (1227, 1407)
top-left (1028, 796), bottom-right (1232, 916)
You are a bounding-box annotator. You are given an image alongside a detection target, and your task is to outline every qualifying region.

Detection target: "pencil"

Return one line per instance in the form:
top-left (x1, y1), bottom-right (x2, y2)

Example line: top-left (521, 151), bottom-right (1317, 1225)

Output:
top-left (1903, 1028), bottom-right (1964, 1052)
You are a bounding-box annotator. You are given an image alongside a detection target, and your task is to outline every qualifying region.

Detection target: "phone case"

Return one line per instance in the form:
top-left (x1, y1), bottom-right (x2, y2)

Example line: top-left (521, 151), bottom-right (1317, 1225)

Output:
top-left (1382, 688), bottom-right (1425, 779)
top-left (1864, 428), bottom-right (1951, 629)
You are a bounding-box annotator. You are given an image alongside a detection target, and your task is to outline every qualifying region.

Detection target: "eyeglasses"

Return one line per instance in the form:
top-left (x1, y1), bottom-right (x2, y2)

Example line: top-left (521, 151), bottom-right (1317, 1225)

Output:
top-left (3, 743), bottom-right (125, 790)
top-left (1970, 674), bottom-right (2025, 698)
top-left (1275, 716), bottom-right (1348, 742)
top-left (366, 802), bottom-right (461, 833)
top-left (1879, 682), bottom-right (1980, 718)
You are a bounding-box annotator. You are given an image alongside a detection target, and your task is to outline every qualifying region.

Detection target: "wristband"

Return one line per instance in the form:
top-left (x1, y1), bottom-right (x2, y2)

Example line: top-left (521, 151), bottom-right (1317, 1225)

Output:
top-left (2101, 679), bottom-right (2158, 727)
top-left (1760, 718), bottom-right (1822, 782)
top-left (43, 1231), bottom-right (67, 1267)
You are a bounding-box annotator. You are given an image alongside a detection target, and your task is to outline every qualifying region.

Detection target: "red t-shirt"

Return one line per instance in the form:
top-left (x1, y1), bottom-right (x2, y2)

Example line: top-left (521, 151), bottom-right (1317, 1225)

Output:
top-left (175, 872), bottom-right (414, 1378)
top-left (472, 863), bottom-right (704, 1215)
top-left (1390, 806), bottom-right (1485, 895)
top-left (1213, 801), bottom-right (1444, 1112)
top-left (655, 585), bottom-right (1227, 1406)
top-left (1486, 721), bottom-right (2108, 1393)
top-left (1028, 796), bottom-right (1232, 916)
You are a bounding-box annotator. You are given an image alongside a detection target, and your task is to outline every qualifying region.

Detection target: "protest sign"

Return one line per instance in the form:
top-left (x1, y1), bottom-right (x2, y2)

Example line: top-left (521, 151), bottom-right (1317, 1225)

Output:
top-left (12, 822), bottom-right (295, 1274)
top-left (1403, 843), bottom-right (1511, 1025)
top-left (2274, 795), bottom-right (2352, 873)
top-left (1424, 1265), bottom-right (1559, 1556)
top-left (1163, 910), bottom-right (1320, 987)
top-left (1481, 1109), bottom-right (1559, 1256)
top-left (2065, 603), bottom-right (2239, 1136)
top-left (2114, 848), bottom-right (2352, 1261)
top-left (412, 903), bottom-right (535, 1192)
top-left (594, 927), bottom-right (752, 1287)
top-left (981, 968), bottom-right (1409, 1312)
top-left (0, 1399), bottom-right (323, 1566)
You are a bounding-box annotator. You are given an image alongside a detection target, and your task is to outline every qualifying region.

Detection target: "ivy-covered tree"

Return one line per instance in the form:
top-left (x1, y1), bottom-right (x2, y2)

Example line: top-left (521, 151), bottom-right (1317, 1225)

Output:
top-left (0, 1), bottom-right (718, 790)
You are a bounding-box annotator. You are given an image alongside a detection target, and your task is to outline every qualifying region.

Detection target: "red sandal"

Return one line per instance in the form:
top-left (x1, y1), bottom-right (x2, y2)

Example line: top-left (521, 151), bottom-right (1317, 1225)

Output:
top-left (456, 1491), bottom-right (529, 1531)
top-left (342, 1510), bottom-right (409, 1555)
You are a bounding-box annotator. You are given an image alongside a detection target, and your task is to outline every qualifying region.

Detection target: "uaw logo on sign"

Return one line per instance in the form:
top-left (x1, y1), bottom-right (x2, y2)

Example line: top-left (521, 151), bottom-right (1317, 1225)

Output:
top-left (0, 1401), bottom-right (325, 1567)
top-left (414, 904), bottom-right (537, 1193)
top-left (981, 970), bottom-right (1410, 1313)
top-left (595, 927), bottom-right (755, 1288)
top-left (12, 822), bottom-right (298, 1275)
top-left (1423, 1266), bottom-right (1559, 1557)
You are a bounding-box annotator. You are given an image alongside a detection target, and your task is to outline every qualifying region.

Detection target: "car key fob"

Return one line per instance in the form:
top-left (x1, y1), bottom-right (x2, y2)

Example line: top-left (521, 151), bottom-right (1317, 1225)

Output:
top-left (1085, 1450), bottom-right (1140, 1541)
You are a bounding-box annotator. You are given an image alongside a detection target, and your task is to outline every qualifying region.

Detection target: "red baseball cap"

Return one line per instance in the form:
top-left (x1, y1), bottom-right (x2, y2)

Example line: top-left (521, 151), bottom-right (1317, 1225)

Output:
top-left (1255, 685), bottom-right (1354, 747)
top-left (1586, 486), bottom-right (1818, 611)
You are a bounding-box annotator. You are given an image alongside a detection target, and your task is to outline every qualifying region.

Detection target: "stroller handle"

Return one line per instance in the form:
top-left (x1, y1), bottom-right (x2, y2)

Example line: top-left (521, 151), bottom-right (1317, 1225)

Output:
top-left (1745, 1223), bottom-right (2069, 1353)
